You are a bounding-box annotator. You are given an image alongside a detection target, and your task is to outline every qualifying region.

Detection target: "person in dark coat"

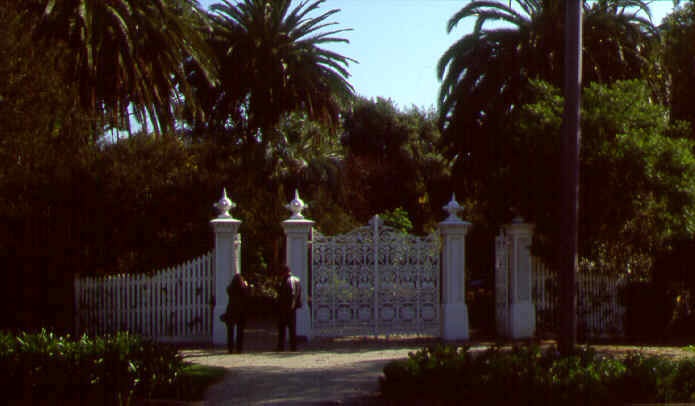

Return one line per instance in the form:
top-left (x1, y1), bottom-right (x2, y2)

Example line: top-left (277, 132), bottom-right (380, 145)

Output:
top-left (222, 273), bottom-right (249, 353)
top-left (276, 265), bottom-right (301, 351)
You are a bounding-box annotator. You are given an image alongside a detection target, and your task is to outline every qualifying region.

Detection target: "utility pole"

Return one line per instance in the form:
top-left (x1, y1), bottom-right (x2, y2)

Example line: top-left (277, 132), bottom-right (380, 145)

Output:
top-left (559, 0), bottom-right (582, 355)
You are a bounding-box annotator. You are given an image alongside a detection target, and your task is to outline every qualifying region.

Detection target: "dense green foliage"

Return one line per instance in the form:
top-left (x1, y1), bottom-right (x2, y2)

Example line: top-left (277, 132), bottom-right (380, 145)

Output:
top-left (516, 79), bottom-right (695, 276)
top-left (433, 1), bottom-right (685, 301)
top-left (3, 0), bottom-right (695, 336)
top-left (438, 0), bottom-right (657, 200)
top-left (381, 345), bottom-right (695, 404)
top-left (25, 0), bottom-right (217, 134)
top-left (341, 97), bottom-right (451, 233)
top-left (0, 329), bottom-right (219, 404)
top-left (188, 0), bottom-right (354, 142)
top-left (661, 1), bottom-right (695, 135)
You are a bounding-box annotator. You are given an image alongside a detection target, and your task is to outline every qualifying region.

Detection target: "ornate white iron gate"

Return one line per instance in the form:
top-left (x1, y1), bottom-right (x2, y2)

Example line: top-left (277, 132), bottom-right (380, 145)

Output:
top-left (311, 216), bottom-right (441, 337)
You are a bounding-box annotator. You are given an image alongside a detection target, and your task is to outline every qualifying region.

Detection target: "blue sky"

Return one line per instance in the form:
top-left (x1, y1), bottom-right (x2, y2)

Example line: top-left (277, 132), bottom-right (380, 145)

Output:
top-left (198, 0), bottom-right (677, 111)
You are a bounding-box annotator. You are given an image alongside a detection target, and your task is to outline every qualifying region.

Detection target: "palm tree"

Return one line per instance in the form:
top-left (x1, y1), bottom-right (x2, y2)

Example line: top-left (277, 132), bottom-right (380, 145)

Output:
top-left (29, 0), bottom-right (217, 135)
top-left (190, 0), bottom-right (355, 146)
top-left (438, 0), bottom-right (656, 141)
top-left (436, 0), bottom-right (657, 203)
top-left (583, 0), bottom-right (658, 83)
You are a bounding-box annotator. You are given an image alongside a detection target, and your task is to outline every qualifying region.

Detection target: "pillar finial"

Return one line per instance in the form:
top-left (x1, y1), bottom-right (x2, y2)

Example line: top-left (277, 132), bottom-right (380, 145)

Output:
top-left (286, 189), bottom-right (307, 219)
top-left (214, 188), bottom-right (236, 218)
top-left (443, 193), bottom-right (463, 221)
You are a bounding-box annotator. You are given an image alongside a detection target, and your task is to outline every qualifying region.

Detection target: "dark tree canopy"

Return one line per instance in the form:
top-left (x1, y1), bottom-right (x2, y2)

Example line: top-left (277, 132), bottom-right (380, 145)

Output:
top-left (661, 1), bottom-right (695, 135)
top-left (188, 0), bottom-right (355, 145)
top-left (437, 0), bottom-right (657, 197)
top-left (27, 0), bottom-right (217, 134)
top-left (517, 80), bottom-right (695, 276)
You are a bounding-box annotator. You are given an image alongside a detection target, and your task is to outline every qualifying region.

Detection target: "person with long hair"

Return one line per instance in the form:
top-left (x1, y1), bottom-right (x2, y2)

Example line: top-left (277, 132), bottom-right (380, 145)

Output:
top-left (222, 273), bottom-right (250, 353)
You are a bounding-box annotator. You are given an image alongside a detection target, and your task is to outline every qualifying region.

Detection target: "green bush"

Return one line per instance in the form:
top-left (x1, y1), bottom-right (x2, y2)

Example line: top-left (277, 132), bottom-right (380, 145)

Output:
top-left (380, 344), bottom-right (695, 405)
top-left (0, 329), bottom-right (187, 404)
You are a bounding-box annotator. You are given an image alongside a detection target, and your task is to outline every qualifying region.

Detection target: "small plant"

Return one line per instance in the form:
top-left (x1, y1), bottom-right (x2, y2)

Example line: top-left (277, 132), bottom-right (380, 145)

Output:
top-left (379, 207), bottom-right (413, 234)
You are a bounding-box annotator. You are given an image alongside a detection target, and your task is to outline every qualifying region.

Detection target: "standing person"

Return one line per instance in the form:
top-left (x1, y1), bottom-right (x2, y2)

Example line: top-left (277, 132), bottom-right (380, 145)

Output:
top-left (276, 265), bottom-right (302, 351)
top-left (222, 273), bottom-right (249, 353)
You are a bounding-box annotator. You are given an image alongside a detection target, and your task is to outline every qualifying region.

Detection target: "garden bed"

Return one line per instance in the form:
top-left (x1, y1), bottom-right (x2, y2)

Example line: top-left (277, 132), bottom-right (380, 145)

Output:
top-left (380, 343), bottom-right (695, 405)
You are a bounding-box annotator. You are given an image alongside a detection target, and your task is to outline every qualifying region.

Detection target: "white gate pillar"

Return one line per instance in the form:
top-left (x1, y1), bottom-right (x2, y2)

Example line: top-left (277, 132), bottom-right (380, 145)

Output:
top-left (439, 194), bottom-right (471, 340)
top-left (282, 190), bottom-right (314, 340)
top-left (505, 217), bottom-right (535, 339)
top-left (210, 189), bottom-right (242, 346)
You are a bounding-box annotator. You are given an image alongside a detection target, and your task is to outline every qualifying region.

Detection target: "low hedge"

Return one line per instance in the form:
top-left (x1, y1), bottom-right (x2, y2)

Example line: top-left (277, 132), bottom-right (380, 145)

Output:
top-left (380, 344), bottom-right (695, 405)
top-left (0, 329), bottom-right (188, 404)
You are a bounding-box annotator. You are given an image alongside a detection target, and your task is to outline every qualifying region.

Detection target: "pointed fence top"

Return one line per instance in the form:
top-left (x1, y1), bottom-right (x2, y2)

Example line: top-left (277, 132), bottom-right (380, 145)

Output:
top-left (214, 188), bottom-right (236, 218)
top-left (286, 189), bottom-right (307, 219)
top-left (442, 193), bottom-right (464, 221)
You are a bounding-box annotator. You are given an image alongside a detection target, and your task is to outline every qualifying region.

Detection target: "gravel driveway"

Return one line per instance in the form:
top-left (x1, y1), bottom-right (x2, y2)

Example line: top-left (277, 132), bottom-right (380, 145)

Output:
top-left (180, 319), bottom-right (449, 405)
top-left (180, 318), bottom-right (695, 405)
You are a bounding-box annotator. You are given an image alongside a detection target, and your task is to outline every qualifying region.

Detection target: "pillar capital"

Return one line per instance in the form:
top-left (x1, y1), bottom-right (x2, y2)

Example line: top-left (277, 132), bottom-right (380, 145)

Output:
top-left (438, 219), bottom-right (472, 236)
top-left (210, 217), bottom-right (242, 234)
top-left (504, 217), bottom-right (534, 237)
top-left (282, 218), bottom-right (315, 234)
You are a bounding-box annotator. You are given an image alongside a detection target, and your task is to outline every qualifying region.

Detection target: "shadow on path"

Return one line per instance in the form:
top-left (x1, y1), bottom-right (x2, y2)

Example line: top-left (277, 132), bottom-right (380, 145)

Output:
top-left (204, 359), bottom-right (390, 405)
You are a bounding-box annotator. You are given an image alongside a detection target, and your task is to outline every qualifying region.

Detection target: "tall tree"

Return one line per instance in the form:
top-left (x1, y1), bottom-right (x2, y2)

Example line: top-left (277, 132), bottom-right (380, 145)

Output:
top-left (0, 2), bottom-right (97, 330)
top-left (340, 97), bottom-right (450, 233)
top-left (27, 0), bottom-right (217, 135)
top-left (190, 0), bottom-right (355, 146)
top-left (437, 0), bottom-right (657, 223)
top-left (185, 0), bottom-right (356, 265)
top-left (517, 79), bottom-right (695, 276)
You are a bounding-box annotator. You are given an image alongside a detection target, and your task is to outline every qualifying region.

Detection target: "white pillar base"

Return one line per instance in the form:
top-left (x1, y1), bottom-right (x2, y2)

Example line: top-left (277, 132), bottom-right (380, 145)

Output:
top-left (510, 302), bottom-right (535, 339)
top-left (441, 302), bottom-right (470, 340)
top-left (212, 304), bottom-right (227, 346)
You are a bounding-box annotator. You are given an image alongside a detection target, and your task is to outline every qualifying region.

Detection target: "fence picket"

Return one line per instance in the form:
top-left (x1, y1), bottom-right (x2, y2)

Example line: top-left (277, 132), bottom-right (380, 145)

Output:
top-left (533, 260), bottom-right (625, 338)
top-left (141, 275), bottom-right (146, 337)
top-left (156, 272), bottom-right (162, 339)
top-left (74, 251), bottom-right (214, 343)
top-left (104, 276), bottom-right (108, 335)
top-left (185, 258), bottom-right (192, 336)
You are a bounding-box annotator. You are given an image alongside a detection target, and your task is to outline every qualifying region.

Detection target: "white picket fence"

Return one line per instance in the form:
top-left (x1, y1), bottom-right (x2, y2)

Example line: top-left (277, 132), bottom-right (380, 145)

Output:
top-left (74, 251), bottom-right (215, 343)
top-left (533, 261), bottom-right (626, 338)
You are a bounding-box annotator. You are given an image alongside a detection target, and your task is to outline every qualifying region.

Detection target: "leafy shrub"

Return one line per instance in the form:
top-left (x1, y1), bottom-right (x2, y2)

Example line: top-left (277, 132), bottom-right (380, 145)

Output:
top-left (0, 329), bottom-right (186, 404)
top-left (379, 207), bottom-right (413, 234)
top-left (380, 344), bottom-right (695, 405)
